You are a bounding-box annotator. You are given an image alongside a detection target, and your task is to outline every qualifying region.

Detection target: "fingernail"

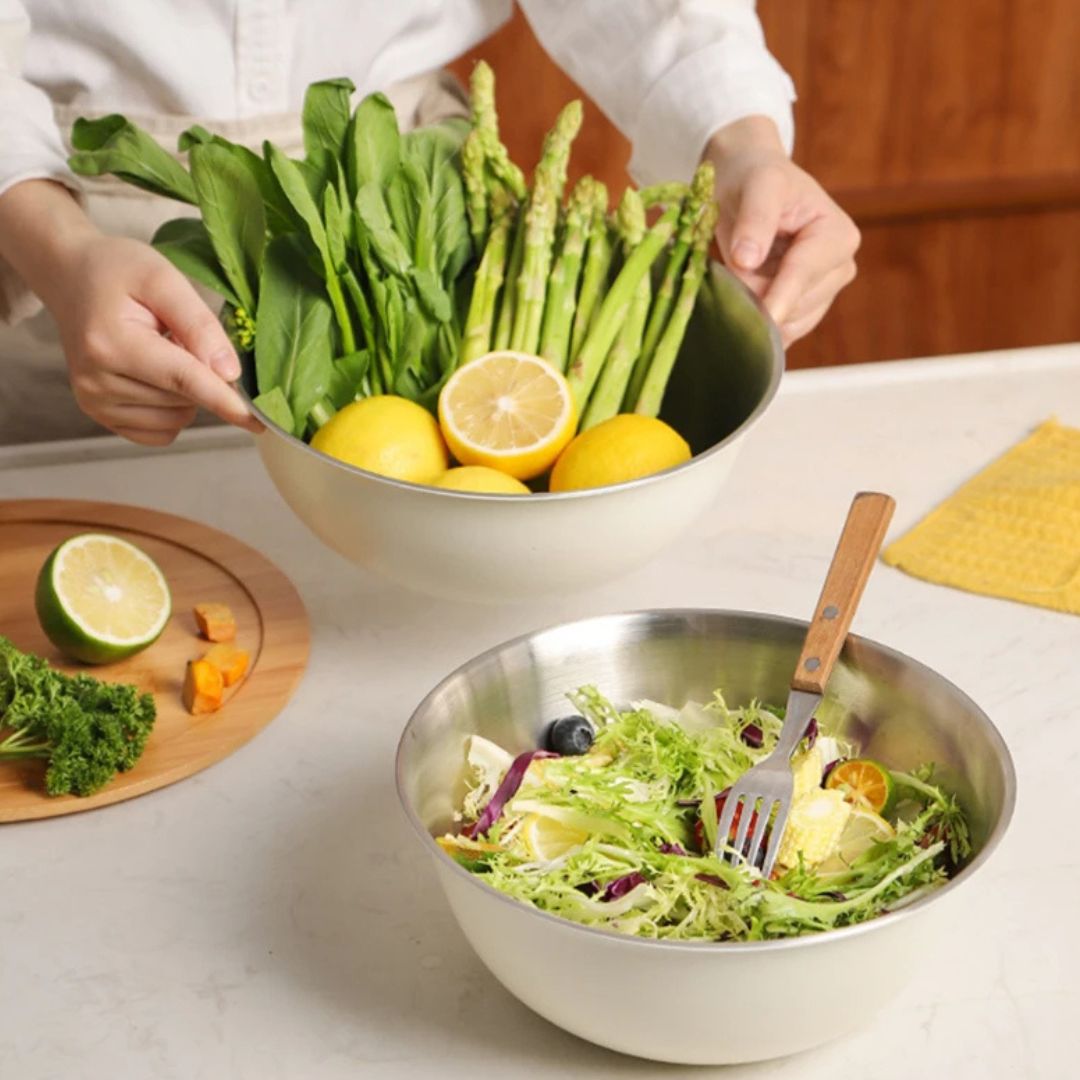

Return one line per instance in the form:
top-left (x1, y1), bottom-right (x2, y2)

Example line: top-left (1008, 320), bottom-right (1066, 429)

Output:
top-left (213, 349), bottom-right (241, 381)
top-left (732, 239), bottom-right (761, 269)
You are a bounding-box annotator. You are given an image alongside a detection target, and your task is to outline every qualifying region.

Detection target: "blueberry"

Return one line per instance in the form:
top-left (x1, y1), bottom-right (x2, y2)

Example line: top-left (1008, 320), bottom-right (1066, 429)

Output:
top-left (544, 715), bottom-right (594, 756)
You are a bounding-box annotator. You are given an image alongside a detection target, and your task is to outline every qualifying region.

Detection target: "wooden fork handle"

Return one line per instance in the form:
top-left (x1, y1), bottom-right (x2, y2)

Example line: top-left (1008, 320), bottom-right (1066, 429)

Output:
top-left (791, 492), bottom-right (896, 695)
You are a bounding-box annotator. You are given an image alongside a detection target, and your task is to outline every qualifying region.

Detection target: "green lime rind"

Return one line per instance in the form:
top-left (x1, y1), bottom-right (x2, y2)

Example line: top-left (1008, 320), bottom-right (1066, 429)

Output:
top-left (826, 757), bottom-right (896, 818)
top-left (34, 535), bottom-right (171, 665)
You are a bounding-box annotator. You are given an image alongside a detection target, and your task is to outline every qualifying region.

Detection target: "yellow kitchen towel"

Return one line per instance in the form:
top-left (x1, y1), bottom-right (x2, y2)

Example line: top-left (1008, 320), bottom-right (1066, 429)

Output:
top-left (882, 418), bottom-right (1080, 614)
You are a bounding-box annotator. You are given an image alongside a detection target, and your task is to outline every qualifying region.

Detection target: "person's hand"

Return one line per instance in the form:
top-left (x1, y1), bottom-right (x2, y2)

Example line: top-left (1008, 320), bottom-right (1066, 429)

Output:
top-left (0, 180), bottom-right (261, 445)
top-left (704, 117), bottom-right (860, 346)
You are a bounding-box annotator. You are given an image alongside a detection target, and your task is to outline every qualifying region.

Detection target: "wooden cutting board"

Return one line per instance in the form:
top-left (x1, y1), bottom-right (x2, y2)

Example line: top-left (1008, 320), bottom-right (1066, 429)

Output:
top-left (0, 499), bottom-right (309, 822)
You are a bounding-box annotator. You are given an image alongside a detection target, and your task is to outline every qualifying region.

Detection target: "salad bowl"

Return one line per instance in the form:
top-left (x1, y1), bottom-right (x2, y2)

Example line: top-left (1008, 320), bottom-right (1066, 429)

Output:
top-left (241, 263), bottom-right (783, 602)
top-left (396, 610), bottom-right (1016, 1065)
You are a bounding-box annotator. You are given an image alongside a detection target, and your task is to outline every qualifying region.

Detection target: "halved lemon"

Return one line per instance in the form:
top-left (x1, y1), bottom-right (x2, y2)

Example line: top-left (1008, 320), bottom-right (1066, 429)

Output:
top-left (520, 812), bottom-right (589, 861)
top-left (438, 351), bottom-right (577, 480)
top-left (35, 533), bottom-right (171, 664)
top-left (816, 806), bottom-right (896, 876)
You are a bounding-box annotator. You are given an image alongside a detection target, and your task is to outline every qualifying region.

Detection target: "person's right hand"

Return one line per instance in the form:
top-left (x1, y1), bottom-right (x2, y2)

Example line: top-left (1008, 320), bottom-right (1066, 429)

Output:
top-left (0, 179), bottom-right (261, 446)
top-left (50, 233), bottom-right (262, 445)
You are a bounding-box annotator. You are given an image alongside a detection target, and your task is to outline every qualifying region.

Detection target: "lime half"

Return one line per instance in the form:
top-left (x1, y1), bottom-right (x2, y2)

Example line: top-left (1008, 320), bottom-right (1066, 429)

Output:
top-left (35, 533), bottom-right (171, 664)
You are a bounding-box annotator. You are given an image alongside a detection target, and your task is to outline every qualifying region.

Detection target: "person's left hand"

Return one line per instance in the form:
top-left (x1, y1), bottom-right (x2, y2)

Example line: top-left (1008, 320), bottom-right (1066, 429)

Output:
top-left (704, 116), bottom-right (860, 346)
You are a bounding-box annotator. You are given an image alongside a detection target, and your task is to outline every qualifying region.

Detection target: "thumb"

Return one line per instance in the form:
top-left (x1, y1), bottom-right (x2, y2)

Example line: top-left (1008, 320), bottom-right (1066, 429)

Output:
top-left (136, 262), bottom-right (241, 382)
top-left (724, 165), bottom-right (786, 273)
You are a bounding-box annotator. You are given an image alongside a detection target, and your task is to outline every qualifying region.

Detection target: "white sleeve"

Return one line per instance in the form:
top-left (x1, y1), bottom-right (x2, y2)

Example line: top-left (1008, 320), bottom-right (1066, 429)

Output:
top-left (518, 0), bottom-right (796, 186)
top-left (0, 1), bottom-right (80, 323)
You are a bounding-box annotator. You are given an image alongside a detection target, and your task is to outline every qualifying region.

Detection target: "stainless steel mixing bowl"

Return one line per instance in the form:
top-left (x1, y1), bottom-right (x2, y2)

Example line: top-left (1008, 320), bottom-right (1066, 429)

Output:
top-left (396, 610), bottom-right (1016, 1064)
top-left (241, 265), bottom-right (783, 601)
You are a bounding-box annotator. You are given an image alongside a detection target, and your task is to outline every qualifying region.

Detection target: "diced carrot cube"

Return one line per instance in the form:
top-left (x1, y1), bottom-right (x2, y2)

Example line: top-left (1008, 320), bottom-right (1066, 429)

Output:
top-left (193, 602), bottom-right (236, 642)
top-left (183, 658), bottom-right (224, 715)
top-left (202, 642), bottom-right (250, 687)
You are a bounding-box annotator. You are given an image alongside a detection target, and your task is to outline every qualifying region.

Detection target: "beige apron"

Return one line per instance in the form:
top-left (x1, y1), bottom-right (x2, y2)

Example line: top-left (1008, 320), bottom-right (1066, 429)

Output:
top-left (0, 70), bottom-right (469, 445)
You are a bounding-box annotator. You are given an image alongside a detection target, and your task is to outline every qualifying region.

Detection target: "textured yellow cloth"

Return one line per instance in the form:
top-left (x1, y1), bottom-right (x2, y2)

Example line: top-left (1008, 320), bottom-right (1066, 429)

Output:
top-left (882, 418), bottom-right (1080, 615)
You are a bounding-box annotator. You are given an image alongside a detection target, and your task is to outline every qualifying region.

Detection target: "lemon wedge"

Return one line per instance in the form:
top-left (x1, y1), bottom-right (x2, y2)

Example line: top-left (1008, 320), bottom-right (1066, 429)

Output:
top-left (520, 812), bottom-right (589, 861)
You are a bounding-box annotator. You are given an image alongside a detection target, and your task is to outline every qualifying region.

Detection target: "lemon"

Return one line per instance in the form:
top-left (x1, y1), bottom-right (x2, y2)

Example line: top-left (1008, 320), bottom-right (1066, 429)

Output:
top-left (549, 414), bottom-right (691, 492)
top-left (438, 351), bottom-right (577, 480)
top-left (35, 533), bottom-right (171, 664)
top-left (433, 466), bottom-right (531, 495)
top-left (816, 806), bottom-right (896, 877)
top-left (520, 812), bottom-right (589, 861)
top-left (310, 396), bottom-right (448, 484)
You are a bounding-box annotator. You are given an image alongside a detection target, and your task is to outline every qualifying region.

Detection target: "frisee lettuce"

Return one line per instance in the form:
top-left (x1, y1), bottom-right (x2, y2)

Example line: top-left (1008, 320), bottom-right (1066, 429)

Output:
top-left (447, 686), bottom-right (972, 942)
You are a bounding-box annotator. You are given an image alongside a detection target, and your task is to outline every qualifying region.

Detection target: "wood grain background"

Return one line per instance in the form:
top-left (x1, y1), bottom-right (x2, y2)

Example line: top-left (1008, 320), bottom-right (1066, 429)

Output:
top-left (450, 2), bottom-right (1080, 368)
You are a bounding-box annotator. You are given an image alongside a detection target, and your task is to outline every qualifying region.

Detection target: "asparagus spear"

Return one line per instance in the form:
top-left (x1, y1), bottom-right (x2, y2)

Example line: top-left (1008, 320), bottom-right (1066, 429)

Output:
top-left (639, 181), bottom-right (689, 209)
top-left (538, 176), bottom-right (597, 370)
top-left (567, 181), bottom-right (611, 363)
top-left (580, 188), bottom-right (650, 427)
top-left (492, 205), bottom-right (525, 350)
top-left (461, 129), bottom-right (489, 254)
top-left (469, 61), bottom-right (526, 205)
top-left (510, 100), bottom-right (583, 355)
top-left (626, 162), bottom-right (714, 408)
top-left (566, 202), bottom-right (679, 410)
top-left (461, 190), bottom-right (514, 363)
top-left (632, 195), bottom-right (719, 418)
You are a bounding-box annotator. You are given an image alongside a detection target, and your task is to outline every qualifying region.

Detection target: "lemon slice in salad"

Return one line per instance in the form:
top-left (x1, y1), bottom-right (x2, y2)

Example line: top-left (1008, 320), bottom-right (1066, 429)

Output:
top-left (520, 812), bottom-right (589, 861)
top-left (35, 533), bottom-right (171, 664)
top-left (816, 806), bottom-right (896, 876)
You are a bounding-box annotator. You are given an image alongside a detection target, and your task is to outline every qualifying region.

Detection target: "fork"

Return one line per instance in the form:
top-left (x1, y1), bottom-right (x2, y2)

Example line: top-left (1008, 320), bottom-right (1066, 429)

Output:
top-left (715, 491), bottom-right (896, 875)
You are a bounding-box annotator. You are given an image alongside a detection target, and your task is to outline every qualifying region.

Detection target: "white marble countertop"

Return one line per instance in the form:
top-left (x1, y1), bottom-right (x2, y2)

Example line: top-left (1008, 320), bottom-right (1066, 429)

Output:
top-left (1, 344), bottom-right (1078, 1080)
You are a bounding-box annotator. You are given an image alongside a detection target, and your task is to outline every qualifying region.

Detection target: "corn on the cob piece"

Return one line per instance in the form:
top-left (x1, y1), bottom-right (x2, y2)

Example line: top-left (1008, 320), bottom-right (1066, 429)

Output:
top-left (776, 788), bottom-right (852, 868)
top-left (791, 744), bottom-right (824, 802)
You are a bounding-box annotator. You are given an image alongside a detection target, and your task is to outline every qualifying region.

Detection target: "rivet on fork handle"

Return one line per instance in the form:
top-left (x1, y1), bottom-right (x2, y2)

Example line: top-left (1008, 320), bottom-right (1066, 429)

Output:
top-left (791, 492), bottom-right (896, 696)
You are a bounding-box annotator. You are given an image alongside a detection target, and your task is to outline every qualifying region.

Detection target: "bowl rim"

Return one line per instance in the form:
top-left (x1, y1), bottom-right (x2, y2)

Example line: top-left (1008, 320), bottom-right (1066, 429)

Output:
top-left (395, 607), bottom-right (1018, 953)
top-left (239, 263), bottom-right (785, 502)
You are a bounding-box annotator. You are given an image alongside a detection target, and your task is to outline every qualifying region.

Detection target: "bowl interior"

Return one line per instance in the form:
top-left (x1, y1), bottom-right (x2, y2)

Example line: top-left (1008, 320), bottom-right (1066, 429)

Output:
top-left (399, 610), bottom-right (1014, 879)
top-left (240, 262), bottom-right (783, 460)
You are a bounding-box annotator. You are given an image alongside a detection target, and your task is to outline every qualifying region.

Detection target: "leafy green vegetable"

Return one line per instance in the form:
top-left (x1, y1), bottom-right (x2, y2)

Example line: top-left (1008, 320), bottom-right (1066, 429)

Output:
top-left (251, 386), bottom-right (295, 432)
top-left (346, 91), bottom-right (401, 197)
top-left (69, 115), bottom-right (196, 204)
top-left (152, 218), bottom-right (241, 306)
top-left (449, 687), bottom-right (972, 943)
top-left (189, 143), bottom-right (266, 314)
top-left (0, 636), bottom-right (156, 797)
top-left (254, 234), bottom-right (334, 435)
top-left (302, 76), bottom-right (355, 170)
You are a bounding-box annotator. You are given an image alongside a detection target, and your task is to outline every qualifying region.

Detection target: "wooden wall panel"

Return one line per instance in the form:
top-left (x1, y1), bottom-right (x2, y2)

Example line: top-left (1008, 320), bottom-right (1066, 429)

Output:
top-left (452, 3), bottom-right (1080, 368)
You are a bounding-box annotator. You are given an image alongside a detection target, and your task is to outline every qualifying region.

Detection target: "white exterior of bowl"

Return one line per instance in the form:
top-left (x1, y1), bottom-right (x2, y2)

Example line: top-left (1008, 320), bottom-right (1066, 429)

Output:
top-left (253, 428), bottom-right (746, 602)
top-left (437, 860), bottom-right (950, 1065)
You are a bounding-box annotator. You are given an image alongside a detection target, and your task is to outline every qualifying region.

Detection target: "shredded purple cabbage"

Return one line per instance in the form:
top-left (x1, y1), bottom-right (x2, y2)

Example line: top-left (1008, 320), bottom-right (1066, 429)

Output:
top-left (462, 749), bottom-right (559, 838)
top-left (601, 871), bottom-right (647, 901)
top-left (740, 722), bottom-right (764, 748)
top-left (804, 716), bottom-right (819, 746)
top-left (659, 842), bottom-right (691, 856)
top-left (695, 873), bottom-right (730, 890)
top-left (822, 757), bottom-right (843, 783)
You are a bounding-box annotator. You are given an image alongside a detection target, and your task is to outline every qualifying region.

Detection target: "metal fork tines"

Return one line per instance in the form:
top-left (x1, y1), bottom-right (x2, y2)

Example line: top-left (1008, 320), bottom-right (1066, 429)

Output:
top-left (716, 689), bottom-right (818, 876)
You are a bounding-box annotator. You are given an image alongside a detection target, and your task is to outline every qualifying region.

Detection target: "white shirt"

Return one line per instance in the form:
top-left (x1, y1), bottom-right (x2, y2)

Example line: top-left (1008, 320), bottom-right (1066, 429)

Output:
top-left (0, 0), bottom-right (794, 199)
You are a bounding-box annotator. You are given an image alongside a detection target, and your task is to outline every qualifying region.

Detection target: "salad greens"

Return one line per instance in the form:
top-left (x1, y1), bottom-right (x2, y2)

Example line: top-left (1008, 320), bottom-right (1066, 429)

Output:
top-left (441, 687), bottom-right (971, 942)
top-left (0, 636), bottom-right (156, 797)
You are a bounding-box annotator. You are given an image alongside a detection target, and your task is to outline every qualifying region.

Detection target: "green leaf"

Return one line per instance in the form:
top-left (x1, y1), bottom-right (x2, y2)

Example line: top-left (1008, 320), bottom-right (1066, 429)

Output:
top-left (302, 76), bottom-right (355, 166)
top-left (254, 234), bottom-right (335, 432)
top-left (69, 115), bottom-right (196, 204)
top-left (177, 124), bottom-right (215, 151)
top-left (346, 92), bottom-right (400, 199)
top-left (265, 143), bottom-right (329, 260)
top-left (323, 184), bottom-right (347, 273)
top-left (355, 182), bottom-right (412, 278)
top-left (411, 267), bottom-right (452, 323)
top-left (404, 124), bottom-right (470, 278)
top-left (151, 217), bottom-right (240, 306)
top-left (189, 143), bottom-right (266, 314)
top-left (326, 349), bottom-right (371, 408)
top-left (251, 386), bottom-right (296, 434)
